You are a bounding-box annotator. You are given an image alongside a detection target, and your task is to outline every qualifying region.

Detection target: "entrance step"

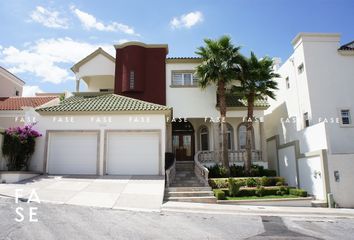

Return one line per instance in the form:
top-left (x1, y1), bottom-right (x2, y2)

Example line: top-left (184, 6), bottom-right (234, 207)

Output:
top-left (311, 200), bottom-right (328, 208)
top-left (167, 187), bottom-right (212, 192)
top-left (166, 191), bottom-right (214, 198)
top-left (165, 196), bottom-right (216, 203)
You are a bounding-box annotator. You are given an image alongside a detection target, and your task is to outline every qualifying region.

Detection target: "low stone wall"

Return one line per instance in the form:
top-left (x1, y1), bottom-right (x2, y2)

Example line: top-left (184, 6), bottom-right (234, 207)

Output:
top-left (217, 197), bottom-right (313, 207)
top-left (0, 171), bottom-right (40, 183)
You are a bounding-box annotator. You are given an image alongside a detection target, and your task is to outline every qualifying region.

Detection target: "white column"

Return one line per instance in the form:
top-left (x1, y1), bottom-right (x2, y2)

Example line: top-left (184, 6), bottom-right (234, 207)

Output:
top-left (75, 73), bottom-right (81, 92)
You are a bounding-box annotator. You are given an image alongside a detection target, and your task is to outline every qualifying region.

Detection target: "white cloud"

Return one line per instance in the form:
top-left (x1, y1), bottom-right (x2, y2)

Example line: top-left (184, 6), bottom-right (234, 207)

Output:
top-left (22, 85), bottom-right (44, 97)
top-left (170, 11), bottom-right (203, 29)
top-left (0, 38), bottom-right (114, 84)
top-left (71, 6), bottom-right (139, 36)
top-left (30, 6), bottom-right (68, 29)
top-left (116, 39), bottom-right (130, 44)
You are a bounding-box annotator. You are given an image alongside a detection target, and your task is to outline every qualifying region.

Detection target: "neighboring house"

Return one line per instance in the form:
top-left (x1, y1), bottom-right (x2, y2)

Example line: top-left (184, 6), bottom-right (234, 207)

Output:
top-left (0, 66), bottom-right (25, 97)
top-left (265, 33), bottom-right (354, 207)
top-left (0, 96), bottom-right (59, 169)
top-left (29, 42), bottom-right (268, 178)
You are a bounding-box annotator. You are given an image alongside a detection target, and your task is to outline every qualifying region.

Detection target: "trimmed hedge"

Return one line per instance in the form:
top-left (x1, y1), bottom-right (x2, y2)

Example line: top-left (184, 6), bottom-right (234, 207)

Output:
top-left (289, 188), bottom-right (308, 197)
top-left (208, 164), bottom-right (277, 178)
top-left (218, 186), bottom-right (288, 197)
top-left (213, 189), bottom-right (225, 200)
top-left (208, 177), bottom-right (286, 189)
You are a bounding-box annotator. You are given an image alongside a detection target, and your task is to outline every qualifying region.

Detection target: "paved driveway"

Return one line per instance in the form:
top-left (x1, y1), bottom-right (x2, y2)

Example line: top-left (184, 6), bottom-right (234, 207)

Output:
top-left (0, 175), bottom-right (165, 211)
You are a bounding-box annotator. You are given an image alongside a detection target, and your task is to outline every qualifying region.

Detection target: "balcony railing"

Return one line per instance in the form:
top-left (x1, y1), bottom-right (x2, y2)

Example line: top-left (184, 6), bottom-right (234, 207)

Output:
top-left (197, 150), bottom-right (262, 165)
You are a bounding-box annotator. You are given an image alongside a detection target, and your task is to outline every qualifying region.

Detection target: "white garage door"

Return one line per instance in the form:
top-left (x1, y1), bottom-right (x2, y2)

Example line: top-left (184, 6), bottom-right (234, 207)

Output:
top-left (106, 132), bottom-right (160, 175)
top-left (47, 132), bottom-right (98, 175)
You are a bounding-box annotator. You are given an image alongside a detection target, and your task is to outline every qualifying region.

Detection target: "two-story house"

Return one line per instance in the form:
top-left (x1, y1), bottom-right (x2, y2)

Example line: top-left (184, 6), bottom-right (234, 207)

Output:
top-left (30, 42), bottom-right (267, 179)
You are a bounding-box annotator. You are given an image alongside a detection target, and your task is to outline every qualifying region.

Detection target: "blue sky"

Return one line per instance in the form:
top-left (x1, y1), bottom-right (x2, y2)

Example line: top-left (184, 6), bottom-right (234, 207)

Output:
top-left (0, 0), bottom-right (353, 96)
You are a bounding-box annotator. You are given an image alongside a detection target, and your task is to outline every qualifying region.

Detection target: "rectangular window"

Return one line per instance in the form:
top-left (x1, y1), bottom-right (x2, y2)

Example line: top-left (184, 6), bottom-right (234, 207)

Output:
top-left (286, 77), bottom-right (290, 89)
top-left (341, 109), bottom-right (351, 125)
top-left (172, 72), bottom-right (197, 86)
top-left (298, 63), bottom-right (304, 74)
top-left (99, 89), bottom-right (113, 92)
top-left (304, 112), bottom-right (310, 128)
top-left (15, 90), bottom-right (19, 96)
top-left (129, 71), bottom-right (135, 90)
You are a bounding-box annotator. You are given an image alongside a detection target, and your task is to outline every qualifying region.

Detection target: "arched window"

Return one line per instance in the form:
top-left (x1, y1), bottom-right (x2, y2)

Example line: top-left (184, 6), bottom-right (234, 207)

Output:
top-left (226, 123), bottom-right (234, 150)
top-left (238, 123), bottom-right (254, 150)
top-left (199, 126), bottom-right (209, 151)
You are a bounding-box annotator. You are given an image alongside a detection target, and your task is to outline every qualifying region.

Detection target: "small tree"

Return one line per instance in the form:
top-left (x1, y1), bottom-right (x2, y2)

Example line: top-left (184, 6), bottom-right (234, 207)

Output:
top-left (195, 36), bottom-right (243, 175)
top-left (1, 124), bottom-right (42, 171)
top-left (232, 52), bottom-right (279, 173)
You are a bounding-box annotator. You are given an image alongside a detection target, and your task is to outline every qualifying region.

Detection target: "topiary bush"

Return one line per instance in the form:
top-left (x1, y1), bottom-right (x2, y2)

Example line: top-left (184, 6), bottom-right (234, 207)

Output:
top-left (1, 124), bottom-right (42, 171)
top-left (214, 189), bottom-right (225, 200)
top-left (246, 178), bottom-right (258, 187)
top-left (255, 186), bottom-right (266, 197)
top-left (289, 188), bottom-right (308, 197)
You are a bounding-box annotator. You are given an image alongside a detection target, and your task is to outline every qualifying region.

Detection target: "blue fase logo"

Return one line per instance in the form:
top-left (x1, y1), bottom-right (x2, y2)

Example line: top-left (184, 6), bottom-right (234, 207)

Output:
top-left (14, 189), bottom-right (40, 222)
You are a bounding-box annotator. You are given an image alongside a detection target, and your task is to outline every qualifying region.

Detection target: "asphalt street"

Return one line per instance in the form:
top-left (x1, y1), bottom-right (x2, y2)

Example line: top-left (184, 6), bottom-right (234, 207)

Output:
top-left (0, 197), bottom-right (353, 240)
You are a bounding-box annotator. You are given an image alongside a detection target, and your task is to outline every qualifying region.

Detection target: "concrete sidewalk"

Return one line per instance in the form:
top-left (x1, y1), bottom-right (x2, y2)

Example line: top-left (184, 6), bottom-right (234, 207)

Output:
top-left (0, 175), bottom-right (165, 212)
top-left (162, 201), bottom-right (354, 218)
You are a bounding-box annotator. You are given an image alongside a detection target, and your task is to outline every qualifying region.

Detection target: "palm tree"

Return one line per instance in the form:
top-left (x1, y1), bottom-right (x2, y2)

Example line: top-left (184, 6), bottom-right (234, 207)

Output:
top-left (195, 36), bottom-right (243, 174)
top-left (232, 52), bottom-right (279, 173)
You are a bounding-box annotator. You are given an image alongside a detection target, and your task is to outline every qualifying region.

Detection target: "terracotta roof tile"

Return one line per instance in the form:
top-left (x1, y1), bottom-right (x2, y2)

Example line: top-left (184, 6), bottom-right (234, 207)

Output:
top-left (0, 97), bottom-right (57, 111)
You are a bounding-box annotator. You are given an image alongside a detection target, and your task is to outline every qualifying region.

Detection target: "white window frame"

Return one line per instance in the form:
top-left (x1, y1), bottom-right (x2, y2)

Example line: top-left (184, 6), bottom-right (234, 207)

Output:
top-left (171, 71), bottom-right (198, 87)
top-left (339, 108), bottom-right (352, 127)
top-left (199, 126), bottom-right (209, 151)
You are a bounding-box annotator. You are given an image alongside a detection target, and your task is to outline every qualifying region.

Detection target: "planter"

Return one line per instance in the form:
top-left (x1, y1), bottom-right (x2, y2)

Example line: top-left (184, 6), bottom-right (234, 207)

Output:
top-left (0, 171), bottom-right (40, 183)
top-left (217, 197), bottom-right (314, 207)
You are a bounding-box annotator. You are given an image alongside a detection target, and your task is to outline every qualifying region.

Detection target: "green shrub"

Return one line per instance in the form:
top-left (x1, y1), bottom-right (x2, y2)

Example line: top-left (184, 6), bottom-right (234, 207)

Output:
top-left (276, 186), bottom-right (288, 196)
top-left (228, 178), bottom-right (242, 197)
top-left (246, 178), bottom-right (258, 187)
top-left (275, 178), bottom-right (286, 186)
top-left (214, 189), bottom-right (225, 200)
top-left (229, 165), bottom-right (245, 177)
top-left (255, 186), bottom-right (266, 197)
top-left (260, 176), bottom-right (270, 186)
top-left (289, 188), bottom-right (307, 197)
top-left (207, 165), bottom-right (228, 178)
top-left (262, 169), bottom-right (277, 177)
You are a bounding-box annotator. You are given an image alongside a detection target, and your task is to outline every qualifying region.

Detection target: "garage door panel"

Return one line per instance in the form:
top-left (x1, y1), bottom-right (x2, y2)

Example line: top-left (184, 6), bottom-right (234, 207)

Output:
top-left (107, 132), bottom-right (159, 175)
top-left (48, 132), bottom-right (98, 175)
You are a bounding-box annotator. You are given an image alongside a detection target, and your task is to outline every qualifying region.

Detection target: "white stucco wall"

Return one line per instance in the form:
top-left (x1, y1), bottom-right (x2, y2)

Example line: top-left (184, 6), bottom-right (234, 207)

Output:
top-left (327, 153), bottom-right (354, 207)
top-left (166, 62), bottom-right (265, 119)
top-left (0, 68), bottom-right (24, 97)
top-left (278, 146), bottom-right (298, 187)
top-left (30, 113), bottom-right (166, 175)
top-left (77, 53), bottom-right (115, 92)
top-left (265, 33), bottom-right (354, 155)
top-left (298, 156), bottom-right (325, 200)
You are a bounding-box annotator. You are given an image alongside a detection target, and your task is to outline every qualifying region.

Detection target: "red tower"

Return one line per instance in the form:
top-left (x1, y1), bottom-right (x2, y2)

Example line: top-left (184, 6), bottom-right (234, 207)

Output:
top-left (114, 42), bottom-right (168, 105)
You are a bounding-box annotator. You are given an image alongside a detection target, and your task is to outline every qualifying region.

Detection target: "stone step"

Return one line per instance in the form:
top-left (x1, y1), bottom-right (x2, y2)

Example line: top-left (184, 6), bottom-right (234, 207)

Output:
top-left (176, 167), bottom-right (194, 171)
top-left (174, 176), bottom-right (200, 181)
top-left (170, 183), bottom-right (206, 187)
top-left (165, 196), bottom-right (216, 203)
top-left (166, 191), bottom-right (214, 198)
top-left (167, 187), bottom-right (212, 192)
top-left (172, 179), bottom-right (204, 184)
top-left (311, 200), bottom-right (327, 208)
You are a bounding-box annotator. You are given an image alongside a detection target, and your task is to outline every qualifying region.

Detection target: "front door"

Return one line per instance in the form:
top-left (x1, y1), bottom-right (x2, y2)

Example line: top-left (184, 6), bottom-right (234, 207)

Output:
top-left (173, 133), bottom-right (194, 161)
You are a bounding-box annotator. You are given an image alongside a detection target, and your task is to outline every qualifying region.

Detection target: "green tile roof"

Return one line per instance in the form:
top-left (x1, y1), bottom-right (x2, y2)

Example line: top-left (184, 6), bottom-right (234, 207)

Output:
top-left (37, 94), bottom-right (171, 113)
top-left (217, 94), bottom-right (269, 108)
